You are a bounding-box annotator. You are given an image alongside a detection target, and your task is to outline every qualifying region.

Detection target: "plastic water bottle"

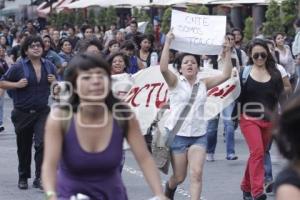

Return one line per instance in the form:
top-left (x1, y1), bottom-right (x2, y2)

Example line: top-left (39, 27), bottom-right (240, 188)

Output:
top-left (150, 52), bottom-right (158, 66)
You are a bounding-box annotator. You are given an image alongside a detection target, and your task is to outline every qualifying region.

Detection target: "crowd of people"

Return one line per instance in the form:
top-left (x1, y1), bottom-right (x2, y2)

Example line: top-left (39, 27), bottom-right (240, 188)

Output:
top-left (0, 14), bottom-right (299, 200)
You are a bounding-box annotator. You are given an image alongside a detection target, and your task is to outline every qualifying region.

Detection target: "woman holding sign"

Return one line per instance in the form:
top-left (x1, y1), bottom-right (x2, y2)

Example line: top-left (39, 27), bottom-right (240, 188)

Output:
top-left (160, 30), bottom-right (233, 200)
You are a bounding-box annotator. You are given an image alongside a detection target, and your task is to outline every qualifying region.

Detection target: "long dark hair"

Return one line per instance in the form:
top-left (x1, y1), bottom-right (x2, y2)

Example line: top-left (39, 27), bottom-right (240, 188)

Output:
top-left (247, 39), bottom-right (283, 97)
top-left (107, 52), bottom-right (129, 72)
top-left (64, 53), bottom-right (120, 113)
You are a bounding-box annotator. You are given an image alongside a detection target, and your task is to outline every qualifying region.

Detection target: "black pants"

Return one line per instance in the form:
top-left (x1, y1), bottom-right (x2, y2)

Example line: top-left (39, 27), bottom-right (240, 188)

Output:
top-left (11, 107), bottom-right (50, 179)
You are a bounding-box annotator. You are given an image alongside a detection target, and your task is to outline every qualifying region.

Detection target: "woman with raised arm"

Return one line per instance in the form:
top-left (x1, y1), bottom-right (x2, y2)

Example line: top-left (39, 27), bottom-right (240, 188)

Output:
top-left (160, 30), bottom-right (233, 200)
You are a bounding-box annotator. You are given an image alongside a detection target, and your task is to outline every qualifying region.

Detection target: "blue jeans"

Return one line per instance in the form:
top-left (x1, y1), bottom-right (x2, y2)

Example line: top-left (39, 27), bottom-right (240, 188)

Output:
top-left (0, 94), bottom-right (4, 125)
top-left (206, 102), bottom-right (235, 156)
top-left (264, 140), bottom-right (273, 182)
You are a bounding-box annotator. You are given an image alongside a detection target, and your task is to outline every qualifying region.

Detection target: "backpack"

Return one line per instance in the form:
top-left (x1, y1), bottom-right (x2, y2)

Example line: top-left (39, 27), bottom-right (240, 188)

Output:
top-left (231, 65), bottom-right (252, 123)
top-left (235, 48), bottom-right (243, 67)
top-left (7, 59), bottom-right (55, 100)
top-left (240, 65), bottom-right (252, 86)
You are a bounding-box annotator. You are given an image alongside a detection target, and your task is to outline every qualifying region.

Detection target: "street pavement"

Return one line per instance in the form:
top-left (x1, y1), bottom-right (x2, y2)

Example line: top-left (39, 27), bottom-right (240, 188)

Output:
top-left (0, 96), bottom-right (285, 200)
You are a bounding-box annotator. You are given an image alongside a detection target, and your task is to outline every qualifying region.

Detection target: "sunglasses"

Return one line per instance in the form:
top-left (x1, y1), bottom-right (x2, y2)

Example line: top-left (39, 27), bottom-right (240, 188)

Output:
top-left (252, 52), bottom-right (267, 60)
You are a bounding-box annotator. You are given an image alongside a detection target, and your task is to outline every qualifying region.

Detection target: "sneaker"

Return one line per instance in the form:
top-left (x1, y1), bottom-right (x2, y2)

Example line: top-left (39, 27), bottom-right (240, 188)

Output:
top-left (0, 126), bottom-right (4, 132)
top-left (206, 153), bottom-right (215, 162)
top-left (254, 193), bottom-right (267, 200)
top-left (33, 178), bottom-right (43, 190)
top-left (18, 178), bottom-right (28, 190)
top-left (264, 181), bottom-right (274, 193)
top-left (226, 154), bottom-right (238, 160)
top-left (242, 191), bottom-right (253, 200)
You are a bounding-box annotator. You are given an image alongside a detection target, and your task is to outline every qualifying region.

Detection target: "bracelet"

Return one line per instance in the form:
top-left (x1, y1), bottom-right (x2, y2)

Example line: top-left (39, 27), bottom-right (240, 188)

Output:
top-left (45, 191), bottom-right (56, 200)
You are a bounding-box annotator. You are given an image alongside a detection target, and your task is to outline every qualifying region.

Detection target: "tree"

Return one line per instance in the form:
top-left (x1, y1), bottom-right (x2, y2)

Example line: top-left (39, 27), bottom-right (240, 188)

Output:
top-left (281, 0), bottom-right (297, 36)
top-left (161, 7), bottom-right (172, 34)
top-left (97, 9), bottom-right (106, 27)
top-left (263, 0), bottom-right (283, 37)
top-left (88, 9), bottom-right (96, 26)
top-left (243, 16), bottom-right (254, 41)
top-left (105, 6), bottom-right (117, 27)
top-left (75, 10), bottom-right (85, 26)
top-left (186, 5), bottom-right (209, 15)
top-left (132, 7), bottom-right (152, 34)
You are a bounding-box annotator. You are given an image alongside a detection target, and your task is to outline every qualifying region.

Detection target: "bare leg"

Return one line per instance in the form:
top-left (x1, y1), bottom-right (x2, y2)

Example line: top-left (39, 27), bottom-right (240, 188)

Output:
top-left (188, 145), bottom-right (206, 200)
top-left (168, 152), bottom-right (188, 189)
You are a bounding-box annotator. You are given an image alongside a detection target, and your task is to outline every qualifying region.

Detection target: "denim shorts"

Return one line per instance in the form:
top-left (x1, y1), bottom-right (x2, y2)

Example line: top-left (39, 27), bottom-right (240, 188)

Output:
top-left (170, 134), bottom-right (207, 154)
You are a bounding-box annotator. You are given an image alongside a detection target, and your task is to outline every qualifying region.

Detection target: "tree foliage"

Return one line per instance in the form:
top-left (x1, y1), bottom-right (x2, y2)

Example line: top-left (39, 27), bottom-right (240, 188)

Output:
top-left (87, 9), bottom-right (96, 26)
top-left (243, 16), bottom-right (253, 42)
top-left (97, 9), bottom-right (106, 27)
top-left (161, 7), bottom-right (172, 34)
top-left (263, 0), bottom-right (283, 37)
top-left (186, 5), bottom-right (209, 15)
top-left (105, 6), bottom-right (117, 27)
top-left (281, 0), bottom-right (297, 36)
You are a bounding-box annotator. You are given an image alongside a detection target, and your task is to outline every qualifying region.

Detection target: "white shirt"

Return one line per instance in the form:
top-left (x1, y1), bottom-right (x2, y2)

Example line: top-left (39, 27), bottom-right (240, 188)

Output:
top-left (276, 63), bottom-right (288, 78)
top-left (165, 75), bottom-right (207, 137)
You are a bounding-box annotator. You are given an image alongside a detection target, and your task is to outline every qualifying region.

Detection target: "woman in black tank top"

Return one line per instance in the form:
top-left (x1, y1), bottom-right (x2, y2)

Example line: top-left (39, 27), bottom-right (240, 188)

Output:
top-left (239, 39), bottom-right (283, 200)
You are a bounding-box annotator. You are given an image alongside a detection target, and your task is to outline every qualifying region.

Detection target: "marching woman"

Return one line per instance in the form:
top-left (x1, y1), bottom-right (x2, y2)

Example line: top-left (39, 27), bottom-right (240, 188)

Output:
top-left (160, 30), bottom-right (233, 200)
top-left (239, 39), bottom-right (284, 200)
top-left (42, 53), bottom-right (168, 200)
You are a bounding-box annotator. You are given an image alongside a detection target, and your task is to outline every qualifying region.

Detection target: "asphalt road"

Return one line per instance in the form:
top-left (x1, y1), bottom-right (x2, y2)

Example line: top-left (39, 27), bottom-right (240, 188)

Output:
top-left (0, 97), bottom-right (284, 200)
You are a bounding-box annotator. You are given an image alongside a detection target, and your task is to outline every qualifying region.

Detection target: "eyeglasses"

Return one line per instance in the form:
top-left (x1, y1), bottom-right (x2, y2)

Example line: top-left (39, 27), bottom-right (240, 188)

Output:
top-left (252, 52), bottom-right (267, 60)
top-left (29, 43), bottom-right (42, 49)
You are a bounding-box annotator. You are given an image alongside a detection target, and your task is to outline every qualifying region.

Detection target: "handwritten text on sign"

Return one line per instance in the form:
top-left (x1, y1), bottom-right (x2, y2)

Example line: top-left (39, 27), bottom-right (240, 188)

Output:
top-left (170, 10), bottom-right (226, 55)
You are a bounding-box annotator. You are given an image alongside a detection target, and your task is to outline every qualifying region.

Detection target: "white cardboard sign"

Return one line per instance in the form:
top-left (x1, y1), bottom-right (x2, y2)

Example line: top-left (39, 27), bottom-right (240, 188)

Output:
top-left (170, 9), bottom-right (226, 55)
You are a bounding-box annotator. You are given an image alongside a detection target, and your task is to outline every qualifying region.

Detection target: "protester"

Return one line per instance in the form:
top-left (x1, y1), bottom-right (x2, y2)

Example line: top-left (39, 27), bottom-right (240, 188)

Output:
top-left (104, 39), bottom-right (120, 58)
top-left (238, 39), bottom-right (284, 200)
top-left (125, 20), bottom-right (142, 42)
top-left (206, 32), bottom-right (242, 162)
top-left (0, 44), bottom-right (9, 133)
top-left (273, 92), bottom-right (300, 200)
top-left (103, 22), bottom-right (117, 47)
top-left (120, 40), bottom-right (144, 74)
top-left (51, 30), bottom-right (61, 52)
top-left (77, 38), bottom-right (103, 56)
top-left (160, 30), bottom-right (233, 200)
top-left (58, 38), bottom-right (74, 64)
top-left (115, 30), bottom-right (125, 45)
top-left (42, 35), bottom-right (63, 77)
top-left (0, 35), bottom-right (57, 190)
top-left (81, 25), bottom-right (94, 40)
top-left (292, 18), bottom-right (300, 57)
top-left (42, 53), bottom-right (167, 200)
top-left (274, 32), bottom-right (296, 86)
top-left (108, 52), bottom-right (129, 75)
top-left (261, 39), bottom-right (293, 193)
top-left (67, 26), bottom-right (80, 51)
top-left (137, 34), bottom-right (154, 68)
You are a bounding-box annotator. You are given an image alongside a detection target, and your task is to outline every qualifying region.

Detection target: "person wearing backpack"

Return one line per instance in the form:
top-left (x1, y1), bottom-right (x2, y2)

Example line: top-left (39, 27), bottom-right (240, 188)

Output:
top-left (0, 35), bottom-right (57, 190)
top-left (238, 39), bottom-right (284, 200)
top-left (206, 33), bottom-right (240, 162)
top-left (41, 53), bottom-right (168, 200)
